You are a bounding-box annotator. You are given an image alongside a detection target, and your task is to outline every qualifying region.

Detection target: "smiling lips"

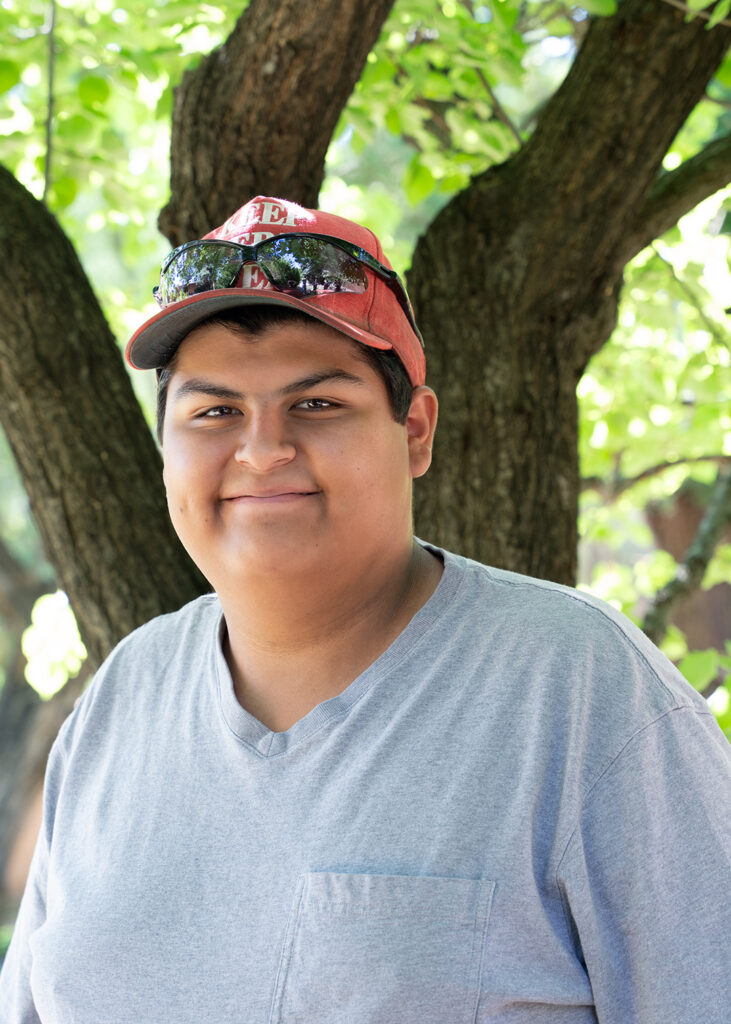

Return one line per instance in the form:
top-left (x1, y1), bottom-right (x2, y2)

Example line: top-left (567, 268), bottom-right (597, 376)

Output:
top-left (222, 489), bottom-right (319, 504)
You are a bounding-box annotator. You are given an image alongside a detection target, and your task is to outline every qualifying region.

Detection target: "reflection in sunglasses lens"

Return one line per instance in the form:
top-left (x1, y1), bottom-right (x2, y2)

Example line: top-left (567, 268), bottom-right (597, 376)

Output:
top-left (259, 239), bottom-right (368, 297)
top-left (160, 238), bottom-right (370, 304)
top-left (163, 245), bottom-right (242, 303)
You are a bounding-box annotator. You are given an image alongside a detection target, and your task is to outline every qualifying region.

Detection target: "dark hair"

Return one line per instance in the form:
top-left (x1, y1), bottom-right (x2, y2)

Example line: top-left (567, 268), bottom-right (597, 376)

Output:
top-left (155, 306), bottom-right (413, 443)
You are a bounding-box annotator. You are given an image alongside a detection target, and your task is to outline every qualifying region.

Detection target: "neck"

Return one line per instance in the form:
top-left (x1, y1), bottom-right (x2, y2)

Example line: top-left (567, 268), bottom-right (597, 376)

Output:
top-left (216, 540), bottom-right (442, 731)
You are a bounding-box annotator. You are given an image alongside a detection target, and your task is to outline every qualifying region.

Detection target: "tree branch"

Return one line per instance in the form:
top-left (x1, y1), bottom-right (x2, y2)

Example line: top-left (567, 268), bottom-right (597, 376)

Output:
top-left (582, 455), bottom-right (730, 500)
top-left (650, 242), bottom-right (729, 343)
top-left (657, 0), bottom-right (731, 29)
top-left (474, 67), bottom-right (523, 147)
top-left (625, 132), bottom-right (731, 260)
top-left (643, 462), bottom-right (731, 645)
top-left (159, 0), bottom-right (396, 245)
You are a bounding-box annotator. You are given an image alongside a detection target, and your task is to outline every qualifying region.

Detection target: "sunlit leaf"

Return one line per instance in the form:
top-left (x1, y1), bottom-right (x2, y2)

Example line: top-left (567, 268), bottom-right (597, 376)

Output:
top-left (385, 106), bottom-right (402, 135)
top-left (22, 592), bottom-right (86, 700)
top-left (703, 544), bottom-right (731, 589)
top-left (580, 0), bottom-right (618, 15)
top-left (404, 156), bottom-right (436, 204)
top-left (678, 649), bottom-right (720, 690)
top-left (50, 174), bottom-right (79, 209)
top-left (78, 74), bottom-right (111, 108)
top-left (706, 0), bottom-right (731, 28)
top-left (0, 59), bottom-right (21, 94)
top-left (57, 112), bottom-right (96, 142)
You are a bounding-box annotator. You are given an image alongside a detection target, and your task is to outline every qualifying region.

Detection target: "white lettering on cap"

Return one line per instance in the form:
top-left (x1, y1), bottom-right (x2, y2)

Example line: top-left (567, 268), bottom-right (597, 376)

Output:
top-left (236, 229), bottom-right (275, 289)
top-left (240, 265), bottom-right (270, 289)
top-left (261, 201), bottom-right (299, 227)
top-left (229, 203), bottom-right (260, 230)
top-left (239, 230), bottom-right (275, 246)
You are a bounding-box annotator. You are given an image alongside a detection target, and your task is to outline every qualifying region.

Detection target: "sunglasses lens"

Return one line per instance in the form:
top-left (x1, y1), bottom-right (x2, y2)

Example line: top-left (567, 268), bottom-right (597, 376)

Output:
top-left (258, 237), bottom-right (369, 296)
top-left (158, 244), bottom-right (243, 305)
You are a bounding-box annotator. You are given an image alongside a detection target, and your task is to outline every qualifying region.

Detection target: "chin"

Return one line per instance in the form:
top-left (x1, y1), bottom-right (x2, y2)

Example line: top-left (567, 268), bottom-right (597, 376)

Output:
top-left (212, 538), bottom-right (325, 584)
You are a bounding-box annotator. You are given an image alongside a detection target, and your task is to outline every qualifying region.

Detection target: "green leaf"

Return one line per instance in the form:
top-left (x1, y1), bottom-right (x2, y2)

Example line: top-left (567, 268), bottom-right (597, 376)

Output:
top-left (50, 175), bottom-right (79, 210)
top-left (0, 59), bottom-right (20, 94)
top-left (360, 56), bottom-right (398, 89)
top-left (660, 624), bottom-right (689, 664)
top-left (0, 924), bottom-right (13, 960)
top-left (487, 0), bottom-right (519, 32)
top-left (706, 0), bottom-right (731, 28)
top-left (580, 0), bottom-right (618, 15)
top-left (385, 107), bottom-right (401, 135)
top-left (403, 157), bottom-right (435, 205)
top-left (423, 70), bottom-right (457, 101)
top-left (678, 649), bottom-right (719, 690)
top-left (57, 112), bottom-right (96, 142)
top-left (703, 544), bottom-right (731, 589)
top-left (78, 75), bottom-right (111, 108)
top-left (543, 16), bottom-right (576, 36)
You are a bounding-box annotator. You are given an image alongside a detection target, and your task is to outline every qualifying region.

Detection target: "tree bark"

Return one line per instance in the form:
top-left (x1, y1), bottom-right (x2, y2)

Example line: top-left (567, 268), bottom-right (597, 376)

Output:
top-left (411, 0), bottom-right (730, 583)
top-left (628, 132), bottom-right (731, 257)
top-left (159, 0), bottom-right (397, 244)
top-left (0, 168), bottom-right (207, 668)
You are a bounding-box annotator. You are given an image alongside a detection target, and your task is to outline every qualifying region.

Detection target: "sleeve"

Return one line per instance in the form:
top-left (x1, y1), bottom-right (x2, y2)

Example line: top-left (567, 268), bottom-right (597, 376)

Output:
top-left (557, 706), bottom-right (731, 1024)
top-left (0, 726), bottom-right (69, 1023)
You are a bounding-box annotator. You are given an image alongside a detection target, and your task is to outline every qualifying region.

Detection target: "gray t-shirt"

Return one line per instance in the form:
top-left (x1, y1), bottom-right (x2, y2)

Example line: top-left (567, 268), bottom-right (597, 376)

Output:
top-left (1, 546), bottom-right (729, 1023)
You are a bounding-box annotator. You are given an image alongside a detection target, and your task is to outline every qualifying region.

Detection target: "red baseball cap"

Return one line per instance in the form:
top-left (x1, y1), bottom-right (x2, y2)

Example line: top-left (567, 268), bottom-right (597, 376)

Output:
top-left (125, 196), bottom-right (426, 386)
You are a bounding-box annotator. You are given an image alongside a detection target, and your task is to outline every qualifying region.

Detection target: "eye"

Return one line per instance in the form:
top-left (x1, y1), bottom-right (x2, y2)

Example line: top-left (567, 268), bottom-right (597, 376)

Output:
top-left (295, 398), bottom-right (338, 410)
top-left (198, 405), bottom-right (240, 418)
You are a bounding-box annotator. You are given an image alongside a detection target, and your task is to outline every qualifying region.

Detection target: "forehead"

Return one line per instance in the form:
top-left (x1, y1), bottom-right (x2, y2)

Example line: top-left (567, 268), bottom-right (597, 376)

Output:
top-left (169, 319), bottom-right (384, 385)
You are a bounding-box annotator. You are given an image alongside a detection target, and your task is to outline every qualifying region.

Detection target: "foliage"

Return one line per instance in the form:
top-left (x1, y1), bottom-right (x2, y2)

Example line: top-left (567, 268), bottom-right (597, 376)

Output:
top-left (0, 922), bottom-right (12, 963)
top-left (22, 592), bottom-right (86, 699)
top-left (685, 0), bottom-right (731, 31)
top-left (0, 0), bottom-right (729, 721)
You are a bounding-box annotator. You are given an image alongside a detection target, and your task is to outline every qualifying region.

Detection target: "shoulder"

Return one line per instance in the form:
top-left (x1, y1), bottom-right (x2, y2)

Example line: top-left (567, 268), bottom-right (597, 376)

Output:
top-left (56, 593), bottom-right (222, 752)
top-left (422, 544), bottom-right (718, 791)
top-left (426, 545), bottom-right (728, 817)
top-left (93, 591), bottom-right (221, 679)
top-left (440, 545), bottom-right (707, 712)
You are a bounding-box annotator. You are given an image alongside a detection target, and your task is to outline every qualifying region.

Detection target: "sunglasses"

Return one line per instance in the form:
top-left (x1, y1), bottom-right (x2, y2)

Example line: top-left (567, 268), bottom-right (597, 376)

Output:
top-left (153, 232), bottom-right (424, 348)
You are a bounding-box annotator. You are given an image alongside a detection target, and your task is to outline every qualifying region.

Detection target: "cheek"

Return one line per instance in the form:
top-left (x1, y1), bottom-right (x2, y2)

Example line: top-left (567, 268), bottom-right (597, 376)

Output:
top-left (162, 441), bottom-right (218, 514)
top-left (341, 430), bottom-right (411, 502)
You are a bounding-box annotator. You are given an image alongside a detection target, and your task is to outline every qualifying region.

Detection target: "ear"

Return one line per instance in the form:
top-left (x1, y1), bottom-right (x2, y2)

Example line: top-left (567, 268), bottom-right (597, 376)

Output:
top-left (406, 386), bottom-right (438, 479)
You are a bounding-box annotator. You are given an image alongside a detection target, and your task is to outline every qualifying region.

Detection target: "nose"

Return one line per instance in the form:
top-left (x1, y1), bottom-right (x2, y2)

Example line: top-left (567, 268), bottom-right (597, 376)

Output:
top-left (233, 410), bottom-right (296, 473)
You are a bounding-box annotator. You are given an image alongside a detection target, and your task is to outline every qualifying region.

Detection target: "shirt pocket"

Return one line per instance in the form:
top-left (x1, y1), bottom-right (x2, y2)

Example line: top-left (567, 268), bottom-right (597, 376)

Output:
top-left (269, 872), bottom-right (495, 1024)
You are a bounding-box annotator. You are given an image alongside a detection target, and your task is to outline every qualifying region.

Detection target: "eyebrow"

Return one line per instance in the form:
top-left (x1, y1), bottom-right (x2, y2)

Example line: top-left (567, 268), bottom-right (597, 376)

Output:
top-left (171, 369), bottom-right (367, 403)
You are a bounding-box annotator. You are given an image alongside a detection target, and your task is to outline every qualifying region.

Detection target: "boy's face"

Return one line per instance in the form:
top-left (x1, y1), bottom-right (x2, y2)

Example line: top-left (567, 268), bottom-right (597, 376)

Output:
top-left (161, 318), bottom-right (436, 589)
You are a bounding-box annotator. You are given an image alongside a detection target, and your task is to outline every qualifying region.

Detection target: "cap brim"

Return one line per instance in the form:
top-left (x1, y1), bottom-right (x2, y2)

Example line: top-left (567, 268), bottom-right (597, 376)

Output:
top-left (125, 289), bottom-right (394, 370)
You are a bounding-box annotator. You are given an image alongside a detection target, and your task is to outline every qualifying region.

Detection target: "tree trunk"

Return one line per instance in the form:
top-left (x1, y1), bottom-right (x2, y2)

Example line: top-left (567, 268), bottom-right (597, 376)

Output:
top-left (159, 0), bottom-right (397, 244)
top-left (412, 0), bottom-right (730, 583)
top-left (0, 168), bottom-right (208, 667)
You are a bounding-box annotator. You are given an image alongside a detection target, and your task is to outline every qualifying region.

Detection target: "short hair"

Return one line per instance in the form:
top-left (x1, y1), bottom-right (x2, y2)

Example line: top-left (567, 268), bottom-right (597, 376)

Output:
top-left (155, 306), bottom-right (414, 443)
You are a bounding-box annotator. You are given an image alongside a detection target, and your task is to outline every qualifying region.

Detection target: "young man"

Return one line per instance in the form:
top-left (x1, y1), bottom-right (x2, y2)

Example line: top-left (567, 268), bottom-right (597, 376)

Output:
top-left (1, 196), bottom-right (729, 1023)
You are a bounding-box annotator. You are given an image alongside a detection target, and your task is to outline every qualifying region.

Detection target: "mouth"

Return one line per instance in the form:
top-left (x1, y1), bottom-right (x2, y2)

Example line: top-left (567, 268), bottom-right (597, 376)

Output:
top-left (222, 489), bottom-right (320, 504)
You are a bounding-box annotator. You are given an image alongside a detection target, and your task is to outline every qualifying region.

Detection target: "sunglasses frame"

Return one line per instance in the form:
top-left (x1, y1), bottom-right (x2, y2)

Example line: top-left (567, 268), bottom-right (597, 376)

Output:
top-left (154, 232), bottom-right (424, 349)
